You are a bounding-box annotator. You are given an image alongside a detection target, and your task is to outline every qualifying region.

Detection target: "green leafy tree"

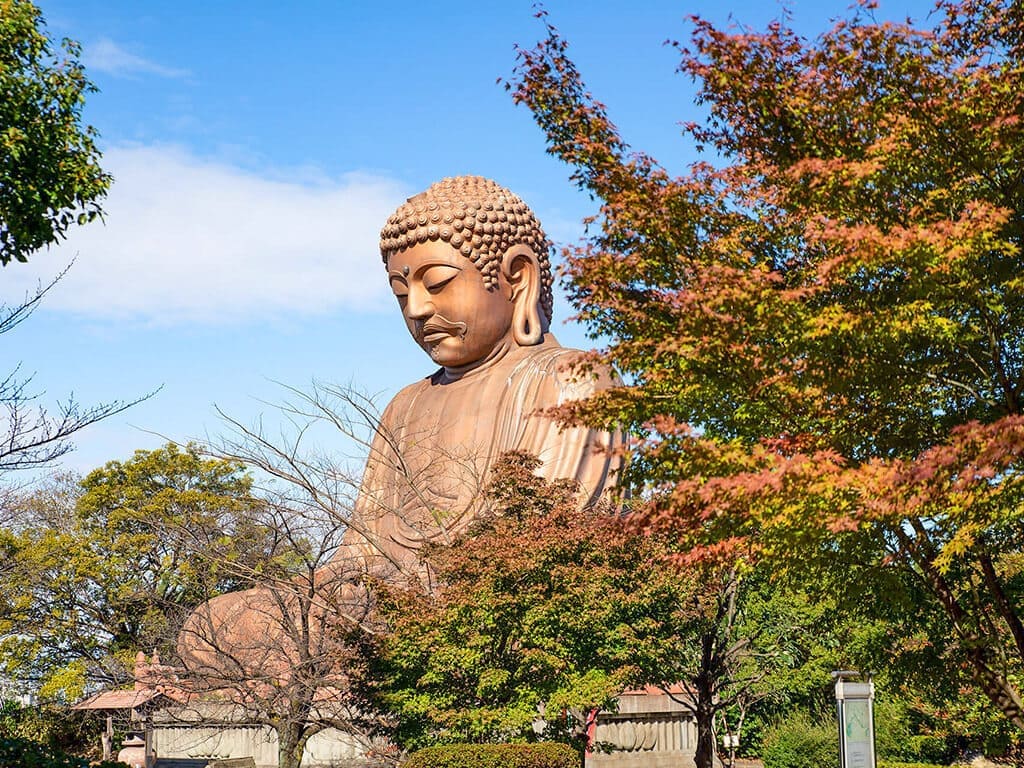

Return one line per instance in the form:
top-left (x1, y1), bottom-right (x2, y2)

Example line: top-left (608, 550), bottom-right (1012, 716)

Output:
top-left (710, 574), bottom-right (839, 767)
top-left (372, 452), bottom-right (696, 750)
top-left (0, 1), bottom-right (131, 474)
top-left (509, 0), bottom-right (1024, 743)
top-left (0, 0), bottom-right (109, 265)
top-left (0, 443), bottom-right (280, 700)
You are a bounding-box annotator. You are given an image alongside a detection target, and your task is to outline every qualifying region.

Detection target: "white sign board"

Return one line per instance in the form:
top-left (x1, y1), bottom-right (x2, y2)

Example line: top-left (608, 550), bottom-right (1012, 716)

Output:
top-left (835, 677), bottom-right (876, 768)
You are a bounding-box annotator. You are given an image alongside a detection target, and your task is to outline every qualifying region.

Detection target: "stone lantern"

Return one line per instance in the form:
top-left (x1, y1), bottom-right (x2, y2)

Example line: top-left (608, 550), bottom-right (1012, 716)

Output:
top-left (116, 733), bottom-right (148, 768)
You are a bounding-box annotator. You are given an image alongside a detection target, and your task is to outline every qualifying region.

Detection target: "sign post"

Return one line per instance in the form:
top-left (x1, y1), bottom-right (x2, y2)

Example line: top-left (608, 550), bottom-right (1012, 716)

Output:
top-left (833, 670), bottom-right (876, 768)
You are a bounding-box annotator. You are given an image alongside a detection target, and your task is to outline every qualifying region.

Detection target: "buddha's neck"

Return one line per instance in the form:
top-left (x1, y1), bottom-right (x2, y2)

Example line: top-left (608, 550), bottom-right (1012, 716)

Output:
top-left (437, 333), bottom-right (560, 384)
top-left (439, 341), bottom-right (513, 383)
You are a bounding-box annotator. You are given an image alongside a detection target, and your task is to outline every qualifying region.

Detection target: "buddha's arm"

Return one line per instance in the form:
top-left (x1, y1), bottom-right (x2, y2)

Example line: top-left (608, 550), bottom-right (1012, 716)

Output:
top-left (334, 384), bottom-right (425, 578)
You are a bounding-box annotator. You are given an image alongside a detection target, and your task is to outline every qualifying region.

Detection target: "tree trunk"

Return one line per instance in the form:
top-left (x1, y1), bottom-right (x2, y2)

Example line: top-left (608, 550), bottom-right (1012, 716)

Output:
top-left (695, 697), bottom-right (716, 768)
top-left (278, 723), bottom-right (308, 768)
top-left (694, 634), bottom-right (717, 768)
top-left (965, 646), bottom-right (1024, 731)
top-left (897, 527), bottom-right (1024, 731)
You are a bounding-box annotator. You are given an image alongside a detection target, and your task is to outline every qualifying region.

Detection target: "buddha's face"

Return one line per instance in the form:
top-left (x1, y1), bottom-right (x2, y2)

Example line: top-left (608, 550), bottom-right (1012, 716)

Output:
top-left (387, 241), bottom-right (516, 369)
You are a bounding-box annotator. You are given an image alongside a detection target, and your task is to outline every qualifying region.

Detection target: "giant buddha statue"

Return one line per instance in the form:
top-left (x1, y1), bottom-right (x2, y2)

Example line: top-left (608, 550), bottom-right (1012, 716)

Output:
top-left (178, 176), bottom-right (619, 679)
top-left (343, 175), bottom-right (619, 578)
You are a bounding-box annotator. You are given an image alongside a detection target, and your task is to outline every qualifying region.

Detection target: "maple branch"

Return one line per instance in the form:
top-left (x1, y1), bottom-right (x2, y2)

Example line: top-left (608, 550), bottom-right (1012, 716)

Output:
top-left (898, 523), bottom-right (968, 633)
top-left (977, 547), bottom-right (1024, 660)
top-left (958, 345), bottom-right (999, 385)
top-left (980, 307), bottom-right (1018, 413)
top-left (923, 370), bottom-right (997, 409)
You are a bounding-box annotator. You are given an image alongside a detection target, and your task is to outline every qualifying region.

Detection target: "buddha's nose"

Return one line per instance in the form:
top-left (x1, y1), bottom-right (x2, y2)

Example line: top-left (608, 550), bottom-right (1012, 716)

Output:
top-left (405, 285), bottom-right (434, 320)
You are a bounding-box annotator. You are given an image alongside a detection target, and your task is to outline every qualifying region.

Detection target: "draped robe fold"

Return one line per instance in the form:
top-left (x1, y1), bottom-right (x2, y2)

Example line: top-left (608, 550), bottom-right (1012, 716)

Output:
top-left (341, 335), bottom-right (620, 578)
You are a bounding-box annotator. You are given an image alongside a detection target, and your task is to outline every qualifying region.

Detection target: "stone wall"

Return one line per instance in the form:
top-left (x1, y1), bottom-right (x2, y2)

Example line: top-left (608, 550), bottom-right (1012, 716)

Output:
top-left (586, 690), bottom-right (698, 768)
top-left (150, 721), bottom-right (367, 768)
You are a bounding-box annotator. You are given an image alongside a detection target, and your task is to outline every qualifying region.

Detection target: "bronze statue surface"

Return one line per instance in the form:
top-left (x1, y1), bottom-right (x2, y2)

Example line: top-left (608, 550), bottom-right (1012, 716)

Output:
top-left (178, 175), bottom-right (619, 678)
top-left (348, 176), bottom-right (618, 572)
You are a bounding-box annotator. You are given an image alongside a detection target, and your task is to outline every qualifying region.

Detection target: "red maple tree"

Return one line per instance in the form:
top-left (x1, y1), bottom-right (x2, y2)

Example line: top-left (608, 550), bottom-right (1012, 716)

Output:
top-left (510, 0), bottom-right (1024, 732)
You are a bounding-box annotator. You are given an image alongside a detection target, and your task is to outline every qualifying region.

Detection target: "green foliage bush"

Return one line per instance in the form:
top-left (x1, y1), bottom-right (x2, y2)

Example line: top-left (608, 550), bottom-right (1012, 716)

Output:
top-left (404, 742), bottom-right (579, 768)
top-left (762, 702), bottom-right (956, 768)
top-left (0, 735), bottom-right (122, 768)
top-left (761, 711), bottom-right (838, 768)
top-left (903, 735), bottom-right (952, 764)
top-left (0, 700), bottom-right (100, 759)
top-left (874, 699), bottom-right (955, 765)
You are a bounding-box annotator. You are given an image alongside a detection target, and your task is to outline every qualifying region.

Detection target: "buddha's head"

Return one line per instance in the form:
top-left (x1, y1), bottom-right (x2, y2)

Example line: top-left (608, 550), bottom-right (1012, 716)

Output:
top-left (380, 176), bottom-right (554, 370)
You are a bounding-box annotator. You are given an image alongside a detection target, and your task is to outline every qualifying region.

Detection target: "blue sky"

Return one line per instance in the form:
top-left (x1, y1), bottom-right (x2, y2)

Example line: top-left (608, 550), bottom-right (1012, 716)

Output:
top-left (3, 0), bottom-right (938, 476)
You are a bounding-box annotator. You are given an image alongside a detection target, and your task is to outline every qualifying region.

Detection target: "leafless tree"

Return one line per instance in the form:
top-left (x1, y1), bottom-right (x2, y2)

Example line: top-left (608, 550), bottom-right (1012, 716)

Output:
top-left (0, 265), bottom-right (147, 474)
top-left (170, 383), bottom-right (447, 768)
top-left (174, 499), bottom-right (385, 768)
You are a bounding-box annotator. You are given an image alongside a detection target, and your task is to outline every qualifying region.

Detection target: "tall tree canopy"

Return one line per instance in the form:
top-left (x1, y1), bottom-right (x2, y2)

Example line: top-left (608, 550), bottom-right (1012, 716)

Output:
top-left (372, 452), bottom-right (699, 749)
top-left (0, 443), bottom-right (280, 700)
top-left (510, 0), bottom-right (1024, 732)
top-left (0, 0), bottom-right (109, 265)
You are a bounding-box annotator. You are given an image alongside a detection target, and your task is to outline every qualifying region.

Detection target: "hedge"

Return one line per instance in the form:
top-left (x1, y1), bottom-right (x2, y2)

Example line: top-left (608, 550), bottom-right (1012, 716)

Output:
top-left (0, 736), bottom-right (124, 768)
top-left (877, 762), bottom-right (949, 768)
top-left (404, 742), bottom-right (579, 768)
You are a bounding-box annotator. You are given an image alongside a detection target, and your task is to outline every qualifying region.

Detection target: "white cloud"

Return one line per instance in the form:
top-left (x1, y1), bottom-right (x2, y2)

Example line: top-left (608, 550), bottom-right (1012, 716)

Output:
top-left (84, 38), bottom-right (189, 79)
top-left (1, 145), bottom-right (410, 323)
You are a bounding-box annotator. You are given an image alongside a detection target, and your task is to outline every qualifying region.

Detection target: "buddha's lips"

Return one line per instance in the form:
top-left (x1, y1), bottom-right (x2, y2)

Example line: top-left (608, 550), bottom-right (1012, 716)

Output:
top-left (421, 315), bottom-right (468, 342)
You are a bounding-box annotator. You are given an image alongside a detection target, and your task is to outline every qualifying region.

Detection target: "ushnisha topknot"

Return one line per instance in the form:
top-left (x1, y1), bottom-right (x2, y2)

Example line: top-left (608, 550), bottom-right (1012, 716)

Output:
top-left (379, 175), bottom-right (554, 324)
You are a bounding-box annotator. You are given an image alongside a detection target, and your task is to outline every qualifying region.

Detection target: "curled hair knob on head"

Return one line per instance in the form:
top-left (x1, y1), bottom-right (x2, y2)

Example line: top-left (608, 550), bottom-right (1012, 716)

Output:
top-left (379, 175), bottom-right (554, 325)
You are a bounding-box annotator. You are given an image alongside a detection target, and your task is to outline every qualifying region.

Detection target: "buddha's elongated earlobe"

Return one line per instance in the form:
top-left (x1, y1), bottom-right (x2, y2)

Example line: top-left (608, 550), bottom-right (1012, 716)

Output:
top-left (502, 244), bottom-right (543, 346)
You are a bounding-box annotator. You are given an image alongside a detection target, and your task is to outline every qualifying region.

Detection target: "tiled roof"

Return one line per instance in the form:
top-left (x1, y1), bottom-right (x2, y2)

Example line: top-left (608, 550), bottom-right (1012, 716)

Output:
top-left (72, 689), bottom-right (164, 710)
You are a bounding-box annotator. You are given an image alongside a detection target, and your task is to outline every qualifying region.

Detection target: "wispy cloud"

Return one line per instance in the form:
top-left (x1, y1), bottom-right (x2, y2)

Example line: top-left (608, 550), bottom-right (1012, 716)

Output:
top-left (0, 145), bottom-right (410, 324)
top-left (84, 38), bottom-right (189, 79)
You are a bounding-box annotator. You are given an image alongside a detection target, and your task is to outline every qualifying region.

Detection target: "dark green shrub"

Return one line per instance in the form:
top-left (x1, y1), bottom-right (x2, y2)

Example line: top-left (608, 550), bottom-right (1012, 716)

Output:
top-left (877, 761), bottom-right (948, 768)
top-left (0, 701), bottom-right (100, 759)
top-left (904, 735), bottom-right (952, 764)
top-left (761, 711), bottom-right (838, 768)
top-left (404, 742), bottom-right (579, 768)
top-left (0, 735), bottom-right (123, 767)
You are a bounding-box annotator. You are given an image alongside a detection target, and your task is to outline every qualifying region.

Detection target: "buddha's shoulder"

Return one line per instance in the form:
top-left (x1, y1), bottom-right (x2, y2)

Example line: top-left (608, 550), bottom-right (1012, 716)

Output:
top-left (510, 343), bottom-right (619, 397)
top-left (384, 375), bottom-right (435, 413)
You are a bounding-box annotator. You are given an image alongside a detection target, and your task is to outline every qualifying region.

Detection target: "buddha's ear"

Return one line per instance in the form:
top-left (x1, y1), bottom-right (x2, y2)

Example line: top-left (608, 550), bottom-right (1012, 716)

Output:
top-left (502, 244), bottom-right (543, 346)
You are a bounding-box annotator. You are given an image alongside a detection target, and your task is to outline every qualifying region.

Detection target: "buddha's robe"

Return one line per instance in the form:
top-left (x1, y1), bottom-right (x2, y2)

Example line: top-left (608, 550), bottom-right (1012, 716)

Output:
top-left (341, 334), bottom-right (620, 577)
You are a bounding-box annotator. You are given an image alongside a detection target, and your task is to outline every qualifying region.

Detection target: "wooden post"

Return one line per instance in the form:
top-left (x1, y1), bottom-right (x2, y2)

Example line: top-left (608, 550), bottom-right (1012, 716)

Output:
top-left (101, 714), bottom-right (113, 760)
